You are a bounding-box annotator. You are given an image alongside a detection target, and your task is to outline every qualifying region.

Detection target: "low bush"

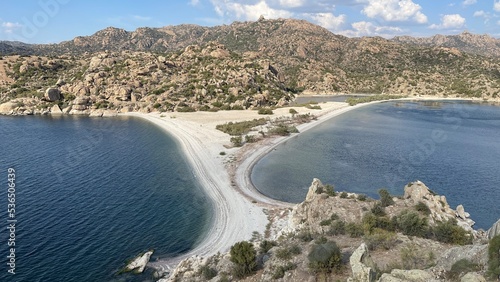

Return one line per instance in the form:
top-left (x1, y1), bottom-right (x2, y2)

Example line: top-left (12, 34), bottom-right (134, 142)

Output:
top-left (199, 264), bottom-right (218, 280)
top-left (271, 262), bottom-right (297, 279)
top-left (358, 194), bottom-right (367, 201)
top-left (320, 219), bottom-right (332, 226)
top-left (371, 203), bottom-right (386, 217)
top-left (432, 219), bottom-right (472, 245)
top-left (488, 235), bottom-right (500, 279)
top-left (447, 259), bottom-right (480, 281)
top-left (308, 241), bottom-right (342, 274)
top-left (378, 189), bottom-right (394, 207)
top-left (297, 231), bottom-right (314, 242)
top-left (259, 240), bottom-right (276, 254)
top-left (364, 229), bottom-right (397, 251)
top-left (258, 108), bottom-right (274, 115)
top-left (346, 222), bottom-right (364, 238)
top-left (230, 241), bottom-right (257, 278)
top-left (415, 201), bottom-right (431, 215)
top-left (394, 210), bottom-right (428, 237)
top-left (340, 192), bottom-right (348, 198)
top-left (328, 220), bottom-right (346, 236)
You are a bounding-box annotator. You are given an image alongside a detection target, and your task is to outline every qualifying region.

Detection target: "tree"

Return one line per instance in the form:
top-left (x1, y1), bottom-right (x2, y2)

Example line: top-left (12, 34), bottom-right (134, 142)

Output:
top-left (230, 241), bottom-right (257, 278)
top-left (308, 241), bottom-right (342, 274)
top-left (378, 188), bottom-right (394, 207)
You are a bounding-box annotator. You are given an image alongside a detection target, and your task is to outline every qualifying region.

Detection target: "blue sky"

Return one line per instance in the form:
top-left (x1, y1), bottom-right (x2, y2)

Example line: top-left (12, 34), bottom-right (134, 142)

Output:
top-left (1, 0), bottom-right (499, 43)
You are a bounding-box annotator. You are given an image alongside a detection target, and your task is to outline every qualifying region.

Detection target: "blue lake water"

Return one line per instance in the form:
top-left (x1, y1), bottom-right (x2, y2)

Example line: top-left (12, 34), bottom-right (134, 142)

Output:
top-left (0, 115), bottom-right (211, 281)
top-left (252, 100), bottom-right (500, 230)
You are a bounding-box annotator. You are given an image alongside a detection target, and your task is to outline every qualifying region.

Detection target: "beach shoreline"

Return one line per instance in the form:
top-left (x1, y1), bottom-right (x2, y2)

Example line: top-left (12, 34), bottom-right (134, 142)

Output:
top-left (124, 95), bottom-right (487, 277)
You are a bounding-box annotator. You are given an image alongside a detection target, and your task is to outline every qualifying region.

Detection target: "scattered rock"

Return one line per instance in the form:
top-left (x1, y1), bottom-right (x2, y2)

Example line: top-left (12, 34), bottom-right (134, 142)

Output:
top-left (124, 251), bottom-right (153, 273)
top-left (347, 243), bottom-right (376, 282)
top-left (379, 269), bottom-right (436, 282)
top-left (50, 104), bottom-right (63, 114)
top-left (460, 272), bottom-right (486, 282)
top-left (45, 88), bottom-right (61, 102)
top-left (0, 102), bottom-right (17, 114)
top-left (434, 244), bottom-right (488, 271)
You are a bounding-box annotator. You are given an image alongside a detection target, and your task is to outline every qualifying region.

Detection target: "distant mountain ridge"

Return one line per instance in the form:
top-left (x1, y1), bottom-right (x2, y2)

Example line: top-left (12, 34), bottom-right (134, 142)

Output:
top-left (1, 19), bottom-right (498, 58)
top-left (393, 31), bottom-right (500, 58)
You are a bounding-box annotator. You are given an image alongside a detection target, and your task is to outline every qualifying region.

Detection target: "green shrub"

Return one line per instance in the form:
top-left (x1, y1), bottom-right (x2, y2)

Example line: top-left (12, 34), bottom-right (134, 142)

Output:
top-left (400, 243), bottom-right (433, 270)
top-left (230, 136), bottom-right (243, 147)
top-left (346, 222), bottom-right (364, 238)
top-left (324, 184), bottom-right (336, 197)
top-left (447, 259), bottom-right (480, 281)
top-left (258, 108), bottom-right (274, 115)
top-left (297, 231), bottom-right (313, 242)
top-left (320, 219), bottom-right (332, 226)
top-left (488, 235), bottom-right (500, 279)
top-left (340, 192), bottom-right (348, 198)
top-left (378, 189), bottom-right (394, 207)
top-left (330, 213), bottom-right (339, 221)
top-left (215, 118), bottom-right (267, 135)
top-left (364, 229), bottom-right (397, 251)
top-left (289, 108), bottom-right (298, 115)
top-left (329, 220), bottom-right (346, 236)
top-left (308, 241), bottom-right (342, 274)
top-left (432, 219), bottom-right (472, 245)
top-left (176, 106), bottom-right (196, 112)
top-left (371, 203), bottom-right (386, 217)
top-left (394, 210), bottom-right (428, 237)
top-left (358, 194), bottom-right (367, 201)
top-left (271, 262), bottom-right (296, 279)
top-left (259, 240), bottom-right (276, 254)
top-left (275, 244), bottom-right (302, 260)
top-left (415, 201), bottom-right (431, 215)
top-left (199, 264), bottom-right (218, 280)
top-left (230, 241), bottom-right (257, 278)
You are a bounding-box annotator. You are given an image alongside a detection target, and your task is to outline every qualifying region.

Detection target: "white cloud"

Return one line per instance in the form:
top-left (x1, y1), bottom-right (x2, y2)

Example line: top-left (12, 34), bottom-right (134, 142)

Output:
top-left (341, 21), bottom-right (403, 37)
top-left (495, 0), bottom-right (500, 12)
top-left (278, 0), bottom-right (305, 8)
top-left (132, 15), bottom-right (151, 21)
top-left (1, 21), bottom-right (23, 34)
top-left (462, 0), bottom-right (476, 6)
top-left (473, 10), bottom-right (485, 17)
top-left (306, 12), bottom-right (346, 30)
top-left (189, 0), bottom-right (200, 6)
top-left (211, 0), bottom-right (292, 21)
top-left (429, 14), bottom-right (466, 29)
top-left (362, 0), bottom-right (428, 24)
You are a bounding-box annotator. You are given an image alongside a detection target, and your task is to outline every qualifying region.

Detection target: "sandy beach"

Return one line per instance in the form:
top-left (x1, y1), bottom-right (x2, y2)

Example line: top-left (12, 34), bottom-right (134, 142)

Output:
top-left (124, 96), bottom-right (479, 274)
top-left (123, 102), bottom-right (353, 271)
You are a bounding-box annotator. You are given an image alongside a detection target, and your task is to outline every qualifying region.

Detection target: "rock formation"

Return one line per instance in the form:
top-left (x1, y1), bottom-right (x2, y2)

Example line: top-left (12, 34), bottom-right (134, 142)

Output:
top-left (488, 218), bottom-right (500, 239)
top-left (44, 88), bottom-right (61, 102)
top-left (403, 181), bottom-right (475, 233)
top-left (124, 251), bottom-right (153, 273)
top-left (347, 243), bottom-right (376, 282)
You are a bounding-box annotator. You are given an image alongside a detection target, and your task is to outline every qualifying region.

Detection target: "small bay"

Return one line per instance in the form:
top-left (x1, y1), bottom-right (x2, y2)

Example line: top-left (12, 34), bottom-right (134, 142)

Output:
top-left (252, 100), bottom-right (500, 230)
top-left (0, 115), bottom-right (211, 281)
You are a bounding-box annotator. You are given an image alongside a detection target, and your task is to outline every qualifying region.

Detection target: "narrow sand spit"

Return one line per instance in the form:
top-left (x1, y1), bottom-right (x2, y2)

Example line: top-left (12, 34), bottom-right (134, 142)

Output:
top-left (122, 98), bottom-right (436, 274)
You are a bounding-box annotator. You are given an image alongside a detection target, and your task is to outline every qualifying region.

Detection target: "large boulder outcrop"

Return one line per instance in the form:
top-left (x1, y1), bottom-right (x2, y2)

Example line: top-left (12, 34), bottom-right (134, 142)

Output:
top-left (45, 87), bottom-right (61, 102)
top-left (403, 181), bottom-right (475, 233)
top-left (0, 102), bottom-right (17, 114)
top-left (487, 218), bottom-right (500, 239)
top-left (347, 243), bottom-right (376, 282)
top-left (434, 244), bottom-right (488, 271)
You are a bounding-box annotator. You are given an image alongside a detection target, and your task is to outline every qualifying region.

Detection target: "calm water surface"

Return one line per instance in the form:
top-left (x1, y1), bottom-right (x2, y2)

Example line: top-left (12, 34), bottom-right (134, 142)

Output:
top-left (0, 115), bottom-right (211, 281)
top-left (252, 100), bottom-right (500, 230)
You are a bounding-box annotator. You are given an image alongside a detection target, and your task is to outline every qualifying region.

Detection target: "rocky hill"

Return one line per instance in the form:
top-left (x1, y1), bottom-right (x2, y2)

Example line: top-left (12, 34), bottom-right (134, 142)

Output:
top-left (162, 179), bottom-right (499, 282)
top-left (393, 31), bottom-right (500, 58)
top-left (0, 18), bottom-right (499, 115)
